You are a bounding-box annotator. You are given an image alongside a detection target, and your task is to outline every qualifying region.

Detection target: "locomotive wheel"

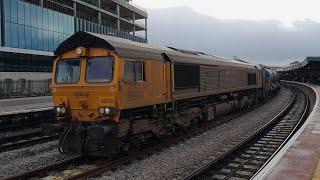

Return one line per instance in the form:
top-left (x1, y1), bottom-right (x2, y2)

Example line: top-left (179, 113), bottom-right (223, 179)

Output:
top-left (190, 117), bottom-right (199, 129)
top-left (172, 123), bottom-right (184, 135)
top-left (244, 102), bottom-right (249, 110)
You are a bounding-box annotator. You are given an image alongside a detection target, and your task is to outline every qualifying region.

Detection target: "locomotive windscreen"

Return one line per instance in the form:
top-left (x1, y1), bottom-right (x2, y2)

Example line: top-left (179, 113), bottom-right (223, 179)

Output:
top-left (174, 64), bottom-right (200, 88)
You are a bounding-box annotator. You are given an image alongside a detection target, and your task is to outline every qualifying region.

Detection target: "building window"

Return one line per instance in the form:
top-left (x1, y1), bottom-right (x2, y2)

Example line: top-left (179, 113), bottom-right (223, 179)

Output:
top-left (0, 52), bottom-right (53, 73)
top-left (5, 22), bottom-right (11, 47)
top-left (37, 6), bottom-right (43, 28)
top-left (37, 29), bottom-right (43, 51)
top-left (11, 23), bottom-right (19, 48)
top-left (3, 0), bottom-right (75, 52)
top-left (42, 30), bottom-right (48, 51)
top-left (24, 3), bottom-right (31, 25)
top-left (48, 10), bottom-right (54, 31)
top-left (43, 9), bottom-right (49, 30)
top-left (18, 24), bottom-right (25, 49)
top-left (18, 0), bottom-right (25, 25)
top-left (43, 0), bottom-right (73, 15)
top-left (25, 28), bottom-right (32, 49)
top-left (21, 0), bottom-right (40, 6)
top-left (10, 0), bottom-right (18, 23)
top-left (30, 4), bottom-right (37, 27)
top-left (4, 0), bottom-right (11, 21)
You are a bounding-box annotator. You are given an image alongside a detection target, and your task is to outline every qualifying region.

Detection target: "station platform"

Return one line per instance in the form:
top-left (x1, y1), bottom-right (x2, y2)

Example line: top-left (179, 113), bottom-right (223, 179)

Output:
top-left (0, 96), bottom-right (53, 116)
top-left (254, 82), bottom-right (320, 180)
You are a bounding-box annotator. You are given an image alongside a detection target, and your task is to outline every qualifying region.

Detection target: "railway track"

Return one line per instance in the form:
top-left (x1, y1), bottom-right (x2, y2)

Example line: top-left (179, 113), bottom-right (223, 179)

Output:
top-left (0, 131), bottom-right (58, 152)
top-left (0, 110), bottom-right (56, 152)
top-left (3, 118), bottom-right (237, 180)
top-left (3, 156), bottom-right (82, 180)
top-left (182, 87), bottom-right (309, 180)
top-left (3, 94), bottom-right (277, 180)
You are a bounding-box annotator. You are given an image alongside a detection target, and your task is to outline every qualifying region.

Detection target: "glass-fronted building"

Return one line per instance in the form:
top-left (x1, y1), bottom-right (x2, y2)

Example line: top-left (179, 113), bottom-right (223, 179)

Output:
top-left (0, 0), bottom-right (147, 81)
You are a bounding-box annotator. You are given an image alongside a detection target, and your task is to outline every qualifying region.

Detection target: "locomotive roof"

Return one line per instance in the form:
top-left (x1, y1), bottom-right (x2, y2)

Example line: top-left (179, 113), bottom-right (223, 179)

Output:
top-left (55, 32), bottom-right (259, 69)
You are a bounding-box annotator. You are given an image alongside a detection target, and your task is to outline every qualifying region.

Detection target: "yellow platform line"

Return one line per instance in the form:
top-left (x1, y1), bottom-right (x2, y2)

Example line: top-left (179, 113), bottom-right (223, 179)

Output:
top-left (312, 160), bottom-right (320, 180)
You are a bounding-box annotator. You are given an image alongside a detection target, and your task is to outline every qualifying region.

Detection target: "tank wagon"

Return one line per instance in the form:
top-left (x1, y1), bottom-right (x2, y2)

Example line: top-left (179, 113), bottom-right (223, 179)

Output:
top-left (262, 68), bottom-right (280, 95)
top-left (42, 32), bottom-right (280, 156)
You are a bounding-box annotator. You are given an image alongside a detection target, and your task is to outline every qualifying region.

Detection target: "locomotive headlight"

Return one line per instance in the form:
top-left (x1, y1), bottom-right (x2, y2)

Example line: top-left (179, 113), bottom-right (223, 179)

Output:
top-left (56, 107), bottom-right (62, 114)
top-left (99, 107), bottom-right (105, 114)
top-left (105, 107), bottom-right (111, 114)
top-left (55, 106), bottom-right (67, 115)
top-left (98, 107), bottom-right (117, 116)
top-left (61, 107), bottom-right (66, 114)
top-left (76, 47), bottom-right (83, 55)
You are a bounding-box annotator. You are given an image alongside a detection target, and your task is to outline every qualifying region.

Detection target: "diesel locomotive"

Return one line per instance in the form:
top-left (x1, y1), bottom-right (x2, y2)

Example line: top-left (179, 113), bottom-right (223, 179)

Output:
top-left (42, 32), bottom-right (280, 156)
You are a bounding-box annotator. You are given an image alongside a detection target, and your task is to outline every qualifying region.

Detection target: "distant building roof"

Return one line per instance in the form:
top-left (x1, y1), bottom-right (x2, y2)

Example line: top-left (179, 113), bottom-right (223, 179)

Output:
top-left (276, 57), bottom-right (320, 72)
top-left (289, 61), bottom-right (300, 65)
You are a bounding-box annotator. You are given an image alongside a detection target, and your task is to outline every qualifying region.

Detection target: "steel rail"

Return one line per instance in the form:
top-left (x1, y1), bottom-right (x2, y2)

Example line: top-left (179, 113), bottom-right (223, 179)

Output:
top-left (0, 131), bottom-right (42, 143)
top-left (0, 134), bottom-right (58, 153)
top-left (3, 156), bottom-right (82, 180)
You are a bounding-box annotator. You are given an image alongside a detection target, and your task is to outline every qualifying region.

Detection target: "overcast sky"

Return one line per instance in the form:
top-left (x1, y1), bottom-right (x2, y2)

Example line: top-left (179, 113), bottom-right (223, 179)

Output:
top-left (134, 0), bottom-right (320, 27)
top-left (132, 1), bottom-right (320, 66)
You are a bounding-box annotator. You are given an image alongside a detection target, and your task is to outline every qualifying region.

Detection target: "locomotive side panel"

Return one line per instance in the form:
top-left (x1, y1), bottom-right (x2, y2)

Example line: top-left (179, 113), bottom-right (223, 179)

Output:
top-left (200, 66), bottom-right (219, 92)
top-left (219, 67), bottom-right (248, 89)
top-left (256, 67), bottom-right (263, 88)
top-left (119, 59), bottom-right (167, 110)
top-left (173, 63), bottom-right (260, 100)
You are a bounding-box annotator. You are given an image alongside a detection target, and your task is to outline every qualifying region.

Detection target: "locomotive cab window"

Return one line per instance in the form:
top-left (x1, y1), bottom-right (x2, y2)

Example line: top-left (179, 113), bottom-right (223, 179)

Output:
top-left (123, 60), bottom-right (145, 83)
top-left (248, 73), bottom-right (257, 85)
top-left (86, 56), bottom-right (114, 83)
top-left (55, 59), bottom-right (81, 84)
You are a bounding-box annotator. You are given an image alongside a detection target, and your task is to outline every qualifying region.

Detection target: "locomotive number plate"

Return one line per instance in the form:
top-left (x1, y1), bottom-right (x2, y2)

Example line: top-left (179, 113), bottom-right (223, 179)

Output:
top-left (99, 96), bottom-right (115, 106)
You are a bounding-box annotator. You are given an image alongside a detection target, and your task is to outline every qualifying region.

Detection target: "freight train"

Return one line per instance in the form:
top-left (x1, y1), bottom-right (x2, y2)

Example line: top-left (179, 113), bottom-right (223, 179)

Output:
top-left (42, 32), bottom-right (280, 157)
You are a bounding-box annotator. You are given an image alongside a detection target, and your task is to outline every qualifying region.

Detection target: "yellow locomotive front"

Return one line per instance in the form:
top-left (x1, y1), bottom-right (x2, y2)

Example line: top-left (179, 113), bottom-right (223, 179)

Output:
top-left (43, 45), bottom-right (123, 156)
top-left (52, 47), bottom-right (119, 122)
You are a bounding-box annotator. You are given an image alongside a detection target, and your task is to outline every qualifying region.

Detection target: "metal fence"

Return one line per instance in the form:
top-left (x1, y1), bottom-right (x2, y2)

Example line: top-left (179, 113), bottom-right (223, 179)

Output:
top-left (0, 79), bottom-right (51, 98)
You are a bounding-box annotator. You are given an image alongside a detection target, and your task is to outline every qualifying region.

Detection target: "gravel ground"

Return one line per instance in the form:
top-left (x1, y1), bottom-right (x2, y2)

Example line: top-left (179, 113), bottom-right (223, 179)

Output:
top-left (0, 140), bottom-right (74, 179)
top-left (93, 87), bottom-right (293, 180)
top-left (0, 128), bottom-right (41, 139)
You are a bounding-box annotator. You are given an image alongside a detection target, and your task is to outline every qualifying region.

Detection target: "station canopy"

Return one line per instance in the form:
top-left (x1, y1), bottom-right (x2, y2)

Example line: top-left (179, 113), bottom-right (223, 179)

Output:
top-left (276, 57), bottom-right (320, 72)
